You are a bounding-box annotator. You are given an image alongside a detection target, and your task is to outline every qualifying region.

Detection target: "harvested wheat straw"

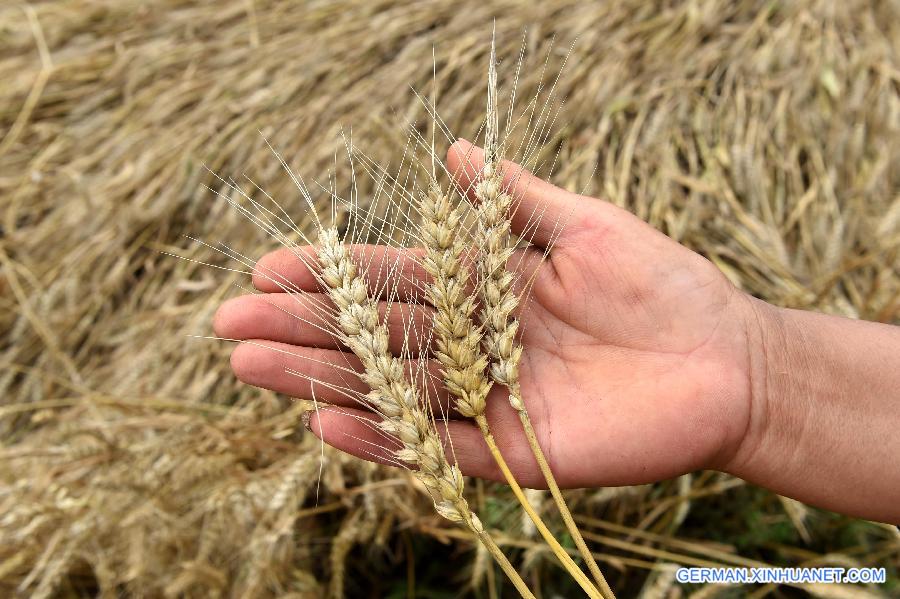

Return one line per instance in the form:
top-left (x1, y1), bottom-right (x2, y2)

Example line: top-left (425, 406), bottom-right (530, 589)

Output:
top-left (1, 0), bottom-right (898, 596)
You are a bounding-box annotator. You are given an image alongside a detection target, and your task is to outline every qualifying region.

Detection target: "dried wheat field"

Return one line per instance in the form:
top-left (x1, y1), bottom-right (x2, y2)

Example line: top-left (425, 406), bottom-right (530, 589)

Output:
top-left (1, 1), bottom-right (899, 597)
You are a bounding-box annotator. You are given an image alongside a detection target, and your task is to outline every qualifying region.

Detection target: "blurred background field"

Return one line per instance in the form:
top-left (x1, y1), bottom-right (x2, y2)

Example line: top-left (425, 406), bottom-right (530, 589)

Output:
top-left (1, 1), bottom-right (898, 597)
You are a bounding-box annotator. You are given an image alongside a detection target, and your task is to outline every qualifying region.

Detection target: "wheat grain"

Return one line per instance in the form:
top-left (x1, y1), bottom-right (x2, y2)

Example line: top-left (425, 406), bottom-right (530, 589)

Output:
top-left (637, 563), bottom-right (678, 599)
top-left (521, 488), bottom-right (546, 538)
top-left (329, 508), bottom-right (362, 599)
top-left (418, 181), bottom-right (491, 418)
top-left (329, 463), bottom-right (378, 598)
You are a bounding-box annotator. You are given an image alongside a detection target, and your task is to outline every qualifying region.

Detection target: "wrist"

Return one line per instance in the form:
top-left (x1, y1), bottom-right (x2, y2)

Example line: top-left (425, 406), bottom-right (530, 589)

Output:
top-left (719, 294), bottom-right (788, 478)
top-left (720, 296), bottom-right (900, 522)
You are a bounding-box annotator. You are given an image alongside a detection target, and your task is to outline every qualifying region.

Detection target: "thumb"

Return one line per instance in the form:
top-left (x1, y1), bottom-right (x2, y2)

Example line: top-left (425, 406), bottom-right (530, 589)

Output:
top-left (446, 138), bottom-right (586, 249)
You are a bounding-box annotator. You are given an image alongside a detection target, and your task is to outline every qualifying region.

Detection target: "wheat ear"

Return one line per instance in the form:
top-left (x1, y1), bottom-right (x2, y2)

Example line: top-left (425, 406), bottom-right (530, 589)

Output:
top-left (475, 44), bottom-right (616, 599)
top-left (419, 181), bottom-right (603, 599)
top-left (315, 226), bottom-right (535, 599)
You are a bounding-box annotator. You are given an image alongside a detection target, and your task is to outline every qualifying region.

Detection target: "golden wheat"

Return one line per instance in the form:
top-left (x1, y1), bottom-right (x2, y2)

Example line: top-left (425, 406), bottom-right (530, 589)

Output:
top-left (315, 225), bottom-right (536, 597)
top-left (416, 175), bottom-right (601, 597)
top-left (472, 42), bottom-right (616, 598)
top-left (3, 3), bottom-right (897, 597)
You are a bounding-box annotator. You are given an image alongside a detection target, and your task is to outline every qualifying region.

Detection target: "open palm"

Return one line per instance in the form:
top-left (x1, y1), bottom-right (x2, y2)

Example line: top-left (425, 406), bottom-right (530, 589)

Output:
top-left (214, 139), bottom-right (756, 489)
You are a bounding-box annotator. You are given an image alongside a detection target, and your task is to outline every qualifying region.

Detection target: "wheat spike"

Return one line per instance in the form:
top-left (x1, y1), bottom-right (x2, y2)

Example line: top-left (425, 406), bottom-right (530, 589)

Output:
top-left (419, 178), bottom-right (602, 598)
top-left (315, 226), bottom-right (535, 598)
top-left (473, 37), bottom-right (616, 599)
top-left (419, 182), bottom-right (492, 418)
top-left (316, 228), bottom-right (469, 523)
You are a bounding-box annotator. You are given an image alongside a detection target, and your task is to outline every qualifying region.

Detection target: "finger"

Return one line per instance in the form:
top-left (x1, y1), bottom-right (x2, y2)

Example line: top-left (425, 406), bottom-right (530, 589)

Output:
top-left (215, 292), bottom-right (436, 355)
top-left (309, 401), bottom-right (548, 488)
top-left (447, 138), bottom-right (589, 249)
top-left (248, 246), bottom-right (546, 327)
top-left (307, 407), bottom-right (402, 467)
top-left (229, 339), bottom-right (456, 415)
top-left (252, 244), bottom-right (430, 301)
top-left (308, 407), bottom-right (490, 473)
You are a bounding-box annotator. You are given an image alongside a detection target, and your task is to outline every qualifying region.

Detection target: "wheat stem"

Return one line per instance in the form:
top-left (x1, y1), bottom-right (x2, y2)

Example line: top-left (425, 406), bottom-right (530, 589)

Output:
top-left (514, 393), bottom-right (616, 599)
top-left (476, 528), bottom-right (537, 599)
top-left (475, 415), bottom-right (603, 599)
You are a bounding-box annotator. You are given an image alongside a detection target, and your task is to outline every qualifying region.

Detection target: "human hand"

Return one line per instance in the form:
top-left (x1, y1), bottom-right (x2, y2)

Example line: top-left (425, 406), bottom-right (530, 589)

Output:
top-left (213, 138), bottom-right (759, 489)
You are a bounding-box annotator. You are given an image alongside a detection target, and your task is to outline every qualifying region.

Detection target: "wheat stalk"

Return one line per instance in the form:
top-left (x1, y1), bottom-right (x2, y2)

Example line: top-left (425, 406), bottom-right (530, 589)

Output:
top-left (315, 226), bottom-right (535, 599)
top-left (418, 179), bottom-right (603, 598)
top-left (474, 40), bottom-right (616, 599)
